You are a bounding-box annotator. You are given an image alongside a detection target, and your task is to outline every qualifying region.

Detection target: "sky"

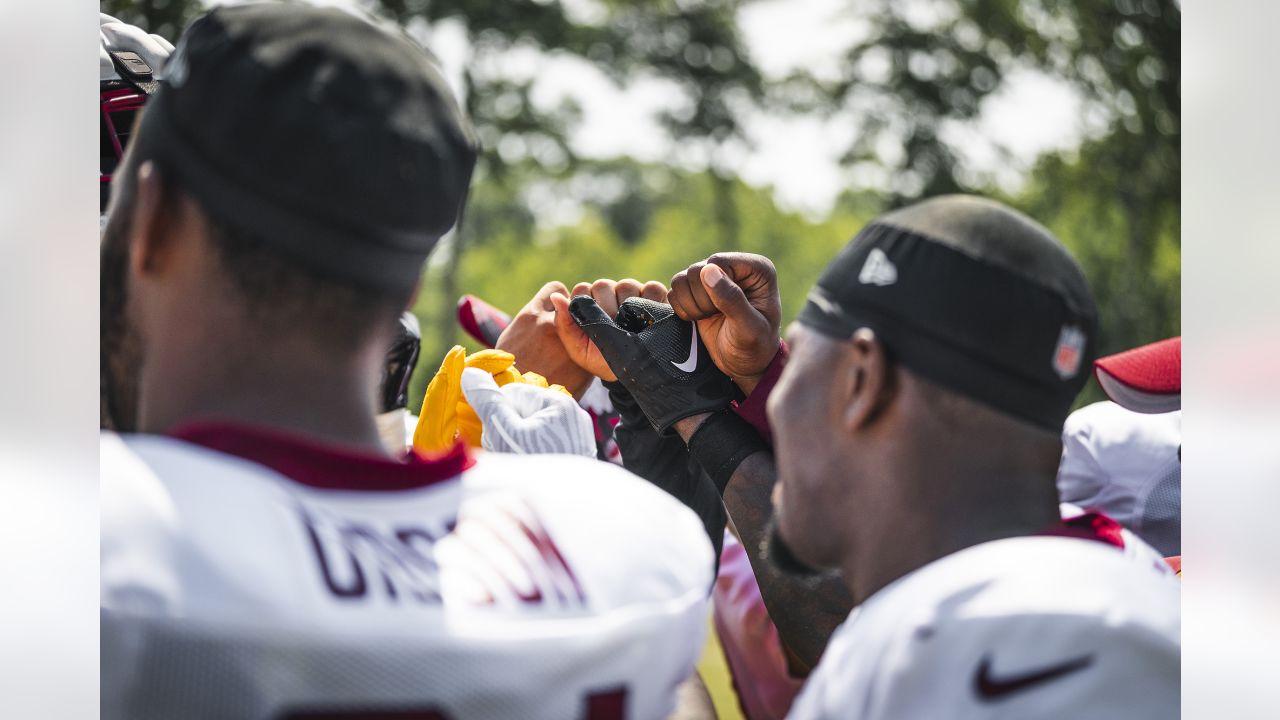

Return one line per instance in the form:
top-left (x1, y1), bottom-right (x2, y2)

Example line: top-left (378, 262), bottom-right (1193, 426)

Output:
top-left (208, 0), bottom-right (1090, 218)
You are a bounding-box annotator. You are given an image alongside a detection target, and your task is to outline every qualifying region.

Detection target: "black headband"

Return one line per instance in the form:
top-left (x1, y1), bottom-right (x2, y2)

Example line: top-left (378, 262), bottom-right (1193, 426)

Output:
top-left (797, 214), bottom-right (1097, 431)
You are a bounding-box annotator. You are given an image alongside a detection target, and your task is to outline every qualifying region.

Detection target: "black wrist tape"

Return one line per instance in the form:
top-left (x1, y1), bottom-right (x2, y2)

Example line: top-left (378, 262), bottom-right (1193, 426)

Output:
top-left (686, 410), bottom-right (770, 494)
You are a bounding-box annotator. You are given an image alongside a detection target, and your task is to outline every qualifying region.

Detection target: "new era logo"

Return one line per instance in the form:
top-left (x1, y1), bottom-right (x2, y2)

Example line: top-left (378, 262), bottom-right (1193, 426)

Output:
top-left (1052, 325), bottom-right (1086, 379)
top-left (859, 248), bottom-right (897, 286)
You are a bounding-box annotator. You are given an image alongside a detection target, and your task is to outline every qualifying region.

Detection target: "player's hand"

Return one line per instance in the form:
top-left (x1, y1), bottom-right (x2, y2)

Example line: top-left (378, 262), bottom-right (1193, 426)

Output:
top-left (496, 281), bottom-right (593, 398)
top-left (668, 253), bottom-right (781, 394)
top-left (568, 295), bottom-right (739, 434)
top-left (549, 278), bottom-right (668, 382)
top-left (459, 368), bottom-right (596, 457)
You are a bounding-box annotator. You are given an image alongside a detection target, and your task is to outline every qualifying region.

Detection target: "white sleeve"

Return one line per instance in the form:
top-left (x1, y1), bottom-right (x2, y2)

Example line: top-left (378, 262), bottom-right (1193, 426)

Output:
top-left (100, 434), bottom-right (182, 615)
top-left (1057, 404), bottom-right (1109, 506)
top-left (100, 433), bottom-right (185, 719)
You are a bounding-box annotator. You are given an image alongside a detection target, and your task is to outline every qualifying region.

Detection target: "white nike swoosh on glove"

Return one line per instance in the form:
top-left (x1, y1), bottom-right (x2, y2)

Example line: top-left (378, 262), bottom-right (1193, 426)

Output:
top-left (672, 323), bottom-right (699, 372)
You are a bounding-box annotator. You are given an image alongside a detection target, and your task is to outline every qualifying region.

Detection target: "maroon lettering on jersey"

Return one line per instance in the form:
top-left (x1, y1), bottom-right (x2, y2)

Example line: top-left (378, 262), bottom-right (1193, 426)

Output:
top-left (584, 687), bottom-right (628, 720)
top-left (505, 508), bottom-right (586, 605)
top-left (448, 500), bottom-right (588, 610)
top-left (300, 499), bottom-right (586, 609)
top-left (304, 511), bottom-right (367, 599)
top-left (301, 509), bottom-right (446, 604)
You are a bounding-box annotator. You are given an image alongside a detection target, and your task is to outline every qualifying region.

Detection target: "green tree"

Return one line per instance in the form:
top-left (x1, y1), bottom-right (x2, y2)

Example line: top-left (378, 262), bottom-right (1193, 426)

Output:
top-left (101, 0), bottom-right (203, 40)
top-left (824, 0), bottom-right (1178, 204)
top-left (103, 0), bottom-right (1180, 412)
top-left (371, 0), bottom-right (769, 362)
top-left (1012, 135), bottom-right (1180, 408)
top-left (816, 0), bottom-right (1179, 398)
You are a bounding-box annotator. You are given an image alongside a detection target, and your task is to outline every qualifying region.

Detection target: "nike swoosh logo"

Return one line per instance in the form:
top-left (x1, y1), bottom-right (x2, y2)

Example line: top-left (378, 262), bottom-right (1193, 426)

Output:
top-left (672, 323), bottom-right (699, 372)
top-left (973, 653), bottom-right (1093, 701)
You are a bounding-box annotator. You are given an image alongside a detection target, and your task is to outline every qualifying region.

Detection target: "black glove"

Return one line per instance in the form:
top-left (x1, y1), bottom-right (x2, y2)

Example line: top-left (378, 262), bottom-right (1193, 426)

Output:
top-left (569, 295), bottom-right (740, 434)
top-left (605, 380), bottom-right (727, 566)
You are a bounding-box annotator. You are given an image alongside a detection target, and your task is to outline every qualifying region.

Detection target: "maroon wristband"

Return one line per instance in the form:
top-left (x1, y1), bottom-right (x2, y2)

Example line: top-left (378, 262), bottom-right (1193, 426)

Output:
top-left (731, 340), bottom-right (788, 445)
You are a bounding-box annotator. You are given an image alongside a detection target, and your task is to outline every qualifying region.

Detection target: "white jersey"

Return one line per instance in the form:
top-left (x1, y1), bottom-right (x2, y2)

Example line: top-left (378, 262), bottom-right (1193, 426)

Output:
top-left (1058, 401), bottom-right (1181, 555)
top-left (101, 430), bottom-right (713, 720)
top-left (788, 535), bottom-right (1179, 719)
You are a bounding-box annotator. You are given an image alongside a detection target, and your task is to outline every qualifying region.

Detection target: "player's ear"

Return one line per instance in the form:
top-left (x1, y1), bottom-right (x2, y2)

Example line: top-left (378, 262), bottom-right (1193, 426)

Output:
top-left (128, 160), bottom-right (181, 278)
top-left (839, 328), bottom-right (896, 433)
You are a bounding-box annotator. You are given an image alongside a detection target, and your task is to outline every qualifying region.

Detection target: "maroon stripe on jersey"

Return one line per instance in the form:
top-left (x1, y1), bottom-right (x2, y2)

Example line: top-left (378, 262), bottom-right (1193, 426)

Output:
top-left (170, 421), bottom-right (473, 491)
top-left (1039, 510), bottom-right (1126, 549)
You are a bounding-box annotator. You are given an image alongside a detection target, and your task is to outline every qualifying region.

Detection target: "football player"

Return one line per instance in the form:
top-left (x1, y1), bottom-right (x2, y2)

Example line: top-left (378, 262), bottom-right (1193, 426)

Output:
top-left (571, 196), bottom-right (1180, 718)
top-left (1059, 337), bottom-right (1182, 557)
top-left (100, 6), bottom-right (712, 719)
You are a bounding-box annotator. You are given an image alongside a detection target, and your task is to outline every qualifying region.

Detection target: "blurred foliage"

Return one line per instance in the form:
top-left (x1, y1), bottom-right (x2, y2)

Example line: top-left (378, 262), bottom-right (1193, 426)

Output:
top-left (371, 0), bottom-right (769, 356)
top-left (100, 0), bottom-right (202, 41)
top-left (101, 0), bottom-right (1179, 414)
top-left (373, 0), bottom-right (766, 166)
top-left (1011, 133), bottom-right (1181, 407)
top-left (407, 0), bottom-right (1181, 412)
top-left (826, 0), bottom-right (1178, 205)
top-left (819, 0), bottom-right (1180, 407)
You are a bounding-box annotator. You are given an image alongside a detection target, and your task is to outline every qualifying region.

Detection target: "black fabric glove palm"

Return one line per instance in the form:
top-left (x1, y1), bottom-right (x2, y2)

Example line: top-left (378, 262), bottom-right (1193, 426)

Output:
top-left (569, 295), bottom-right (740, 433)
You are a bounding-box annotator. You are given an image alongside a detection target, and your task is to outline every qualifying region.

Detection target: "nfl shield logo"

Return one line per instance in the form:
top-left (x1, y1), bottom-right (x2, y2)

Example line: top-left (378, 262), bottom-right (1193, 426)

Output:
top-left (1052, 325), bottom-right (1085, 379)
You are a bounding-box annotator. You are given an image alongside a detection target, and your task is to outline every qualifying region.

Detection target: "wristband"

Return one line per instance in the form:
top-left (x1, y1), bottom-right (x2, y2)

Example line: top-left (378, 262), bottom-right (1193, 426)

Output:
top-left (686, 409), bottom-right (770, 494)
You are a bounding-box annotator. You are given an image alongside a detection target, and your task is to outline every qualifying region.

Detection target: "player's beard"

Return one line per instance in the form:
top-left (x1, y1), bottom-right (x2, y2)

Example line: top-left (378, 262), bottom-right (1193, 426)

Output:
top-left (101, 221), bottom-right (141, 432)
top-left (763, 517), bottom-right (823, 578)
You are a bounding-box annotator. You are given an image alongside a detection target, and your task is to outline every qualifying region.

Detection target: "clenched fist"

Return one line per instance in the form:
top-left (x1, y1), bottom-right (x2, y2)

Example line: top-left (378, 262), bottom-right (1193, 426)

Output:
top-left (495, 281), bottom-right (593, 398)
top-left (549, 278), bottom-right (669, 382)
top-left (668, 253), bottom-right (781, 393)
